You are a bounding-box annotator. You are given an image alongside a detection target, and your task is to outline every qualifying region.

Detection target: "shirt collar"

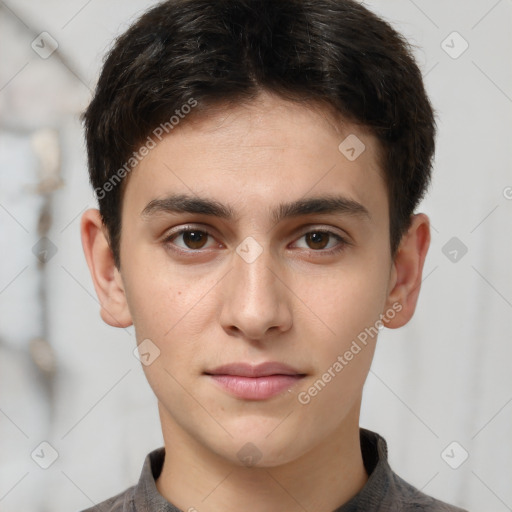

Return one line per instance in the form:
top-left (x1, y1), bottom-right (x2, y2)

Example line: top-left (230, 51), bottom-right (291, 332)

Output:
top-left (133, 447), bottom-right (180, 512)
top-left (333, 428), bottom-right (392, 511)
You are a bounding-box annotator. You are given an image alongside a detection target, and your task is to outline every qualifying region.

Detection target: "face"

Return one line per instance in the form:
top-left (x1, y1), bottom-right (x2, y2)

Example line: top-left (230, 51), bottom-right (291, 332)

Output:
top-left (95, 92), bottom-right (405, 466)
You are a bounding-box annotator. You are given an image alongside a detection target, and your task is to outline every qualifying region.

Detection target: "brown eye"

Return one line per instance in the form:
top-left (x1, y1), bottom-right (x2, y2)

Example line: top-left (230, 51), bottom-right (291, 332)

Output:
top-left (164, 228), bottom-right (215, 251)
top-left (181, 230), bottom-right (208, 249)
top-left (292, 229), bottom-right (349, 255)
top-left (305, 232), bottom-right (331, 250)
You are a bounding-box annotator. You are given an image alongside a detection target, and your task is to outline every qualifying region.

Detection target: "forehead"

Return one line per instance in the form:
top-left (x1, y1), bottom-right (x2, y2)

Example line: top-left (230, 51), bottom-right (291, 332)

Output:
top-left (122, 92), bottom-right (388, 225)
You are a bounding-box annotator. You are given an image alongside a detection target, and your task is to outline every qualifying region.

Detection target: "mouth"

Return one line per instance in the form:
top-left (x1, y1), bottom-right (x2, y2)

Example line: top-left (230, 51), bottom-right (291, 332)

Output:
top-left (204, 362), bottom-right (307, 400)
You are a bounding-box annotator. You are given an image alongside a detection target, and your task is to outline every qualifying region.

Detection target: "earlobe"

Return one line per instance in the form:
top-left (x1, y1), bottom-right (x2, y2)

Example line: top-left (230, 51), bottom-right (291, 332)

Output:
top-left (80, 208), bottom-right (133, 328)
top-left (384, 213), bottom-right (431, 329)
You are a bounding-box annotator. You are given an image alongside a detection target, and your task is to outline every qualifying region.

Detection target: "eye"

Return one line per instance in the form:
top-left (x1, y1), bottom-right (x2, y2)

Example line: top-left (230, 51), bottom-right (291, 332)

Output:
top-left (293, 229), bottom-right (349, 253)
top-left (163, 227), bottom-right (218, 251)
top-left (163, 226), bottom-right (350, 255)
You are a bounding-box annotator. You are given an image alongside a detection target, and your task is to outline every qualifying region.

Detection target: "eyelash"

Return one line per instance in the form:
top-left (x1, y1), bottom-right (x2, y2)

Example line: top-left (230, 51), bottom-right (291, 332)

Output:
top-left (162, 225), bottom-right (351, 256)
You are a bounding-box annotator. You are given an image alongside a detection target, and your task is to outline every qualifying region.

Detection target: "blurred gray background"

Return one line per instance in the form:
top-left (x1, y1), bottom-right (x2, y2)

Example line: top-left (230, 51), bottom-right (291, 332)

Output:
top-left (0, 1), bottom-right (511, 511)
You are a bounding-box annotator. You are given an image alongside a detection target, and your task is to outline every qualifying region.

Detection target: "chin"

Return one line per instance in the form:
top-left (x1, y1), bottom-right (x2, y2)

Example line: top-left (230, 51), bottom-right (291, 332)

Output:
top-left (209, 428), bottom-right (308, 469)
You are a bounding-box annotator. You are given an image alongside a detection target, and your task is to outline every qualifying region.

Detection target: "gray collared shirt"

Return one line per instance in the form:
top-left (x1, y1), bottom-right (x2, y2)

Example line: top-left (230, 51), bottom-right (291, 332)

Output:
top-left (81, 428), bottom-right (468, 512)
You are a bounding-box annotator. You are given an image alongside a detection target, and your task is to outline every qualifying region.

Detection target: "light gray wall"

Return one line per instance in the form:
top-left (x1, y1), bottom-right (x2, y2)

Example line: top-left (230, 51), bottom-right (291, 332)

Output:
top-left (0, 1), bottom-right (511, 511)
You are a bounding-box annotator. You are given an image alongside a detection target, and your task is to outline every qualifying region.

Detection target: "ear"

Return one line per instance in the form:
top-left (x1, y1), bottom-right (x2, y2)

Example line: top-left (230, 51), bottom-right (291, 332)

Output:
top-left (80, 208), bottom-right (133, 328)
top-left (384, 213), bottom-right (431, 329)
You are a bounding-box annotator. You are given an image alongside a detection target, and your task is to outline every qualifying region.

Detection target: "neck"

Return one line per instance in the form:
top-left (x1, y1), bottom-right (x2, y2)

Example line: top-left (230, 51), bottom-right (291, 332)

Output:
top-left (155, 403), bottom-right (368, 512)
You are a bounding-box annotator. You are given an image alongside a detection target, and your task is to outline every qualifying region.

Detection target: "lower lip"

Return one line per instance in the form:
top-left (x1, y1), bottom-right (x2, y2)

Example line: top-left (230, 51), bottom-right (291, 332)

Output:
top-left (207, 374), bottom-right (304, 400)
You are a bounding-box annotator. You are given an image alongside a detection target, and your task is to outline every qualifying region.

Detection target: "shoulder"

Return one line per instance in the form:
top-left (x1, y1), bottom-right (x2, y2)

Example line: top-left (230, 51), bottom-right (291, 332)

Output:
top-left (79, 484), bottom-right (136, 512)
top-left (389, 472), bottom-right (468, 511)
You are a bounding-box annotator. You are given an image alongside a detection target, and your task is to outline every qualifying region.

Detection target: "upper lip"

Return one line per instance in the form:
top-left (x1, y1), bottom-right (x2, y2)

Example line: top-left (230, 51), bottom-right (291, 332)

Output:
top-left (205, 362), bottom-right (305, 377)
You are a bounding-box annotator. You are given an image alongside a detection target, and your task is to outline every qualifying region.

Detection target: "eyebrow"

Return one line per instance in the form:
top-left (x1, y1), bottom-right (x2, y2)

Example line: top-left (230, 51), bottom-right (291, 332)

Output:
top-left (140, 193), bottom-right (370, 224)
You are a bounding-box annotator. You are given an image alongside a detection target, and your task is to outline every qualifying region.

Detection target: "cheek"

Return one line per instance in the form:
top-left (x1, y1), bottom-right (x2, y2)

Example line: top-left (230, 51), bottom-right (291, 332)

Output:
top-left (122, 251), bottom-right (197, 334)
top-left (303, 265), bottom-right (389, 341)
top-left (293, 271), bottom-right (384, 423)
top-left (123, 261), bottom-right (216, 372)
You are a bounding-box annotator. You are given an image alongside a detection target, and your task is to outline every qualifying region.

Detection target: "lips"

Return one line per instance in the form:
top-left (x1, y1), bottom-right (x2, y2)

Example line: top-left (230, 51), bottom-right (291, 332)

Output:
top-left (206, 362), bottom-right (304, 378)
top-left (204, 362), bottom-right (306, 400)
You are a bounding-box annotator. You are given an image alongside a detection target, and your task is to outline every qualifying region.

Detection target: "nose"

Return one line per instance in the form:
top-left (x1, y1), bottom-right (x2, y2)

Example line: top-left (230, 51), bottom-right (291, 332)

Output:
top-left (219, 244), bottom-right (293, 342)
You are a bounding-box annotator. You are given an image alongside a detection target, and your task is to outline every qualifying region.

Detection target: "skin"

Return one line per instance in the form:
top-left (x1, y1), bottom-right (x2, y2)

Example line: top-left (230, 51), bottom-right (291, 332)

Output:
top-left (81, 91), bottom-right (430, 512)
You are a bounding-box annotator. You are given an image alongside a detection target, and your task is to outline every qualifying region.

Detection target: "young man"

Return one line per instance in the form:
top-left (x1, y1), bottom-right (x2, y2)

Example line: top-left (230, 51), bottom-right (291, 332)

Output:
top-left (80, 0), bottom-right (467, 510)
